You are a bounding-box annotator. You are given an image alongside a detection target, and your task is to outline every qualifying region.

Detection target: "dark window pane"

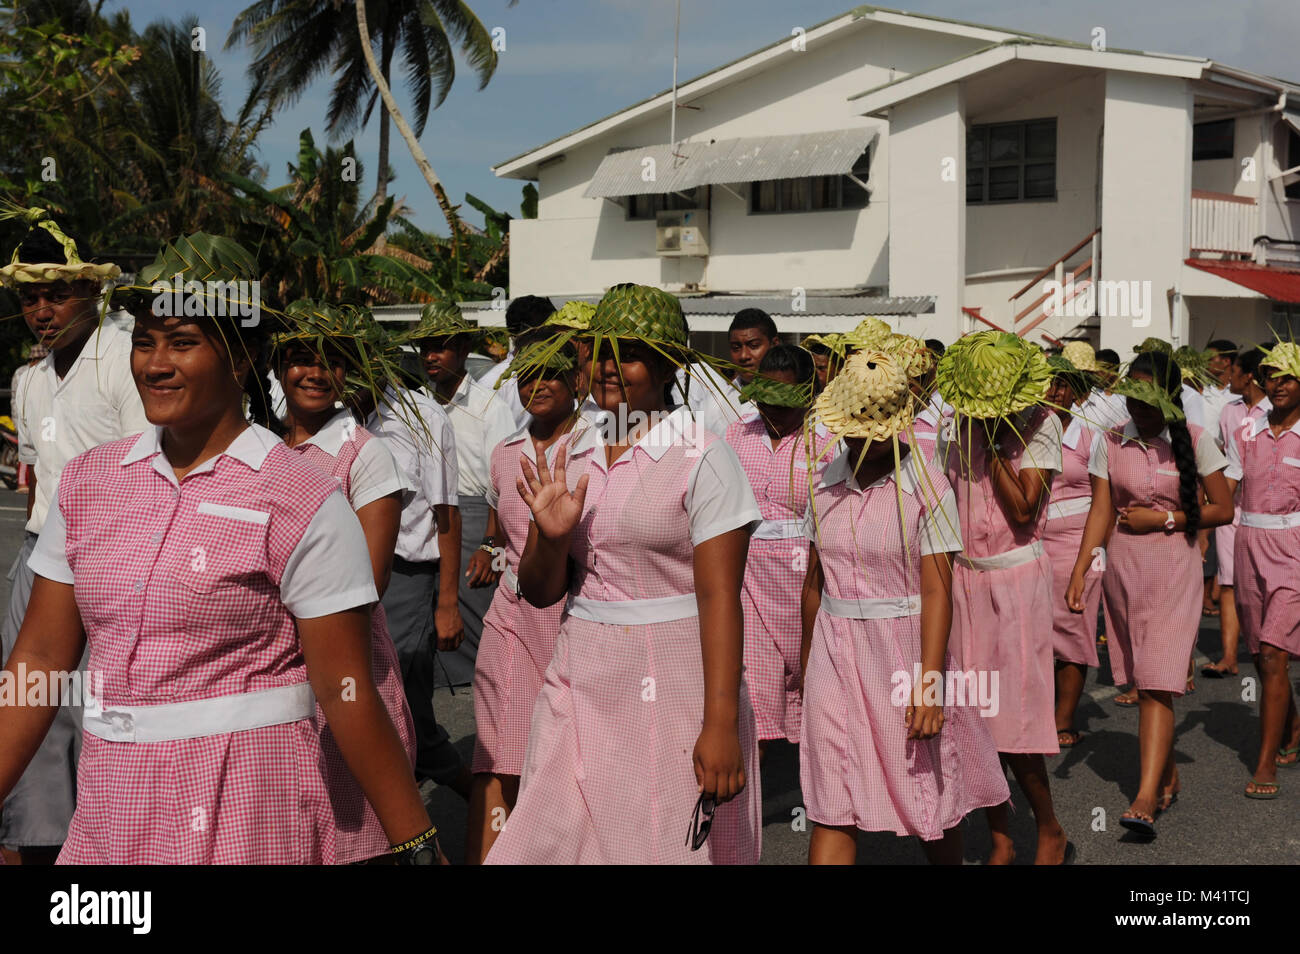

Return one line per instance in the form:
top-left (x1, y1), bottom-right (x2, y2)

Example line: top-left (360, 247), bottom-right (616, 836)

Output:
top-left (967, 129), bottom-right (987, 164)
top-left (851, 148), bottom-right (871, 176)
top-left (988, 124), bottom-right (1021, 161)
top-left (1025, 120), bottom-right (1056, 159)
top-left (1193, 119), bottom-right (1235, 161)
top-left (1287, 129), bottom-right (1300, 199)
top-left (841, 174), bottom-right (870, 209)
top-left (988, 165), bottom-right (1020, 201)
top-left (753, 180), bottom-right (779, 213)
top-left (781, 178), bottom-right (809, 211)
top-left (1025, 163), bottom-right (1055, 199)
top-left (966, 169), bottom-right (985, 203)
top-left (810, 175), bottom-right (839, 210)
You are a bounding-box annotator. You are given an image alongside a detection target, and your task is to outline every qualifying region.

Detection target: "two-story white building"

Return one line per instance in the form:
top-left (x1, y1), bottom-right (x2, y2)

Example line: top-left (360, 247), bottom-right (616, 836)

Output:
top-left (491, 5), bottom-right (1300, 355)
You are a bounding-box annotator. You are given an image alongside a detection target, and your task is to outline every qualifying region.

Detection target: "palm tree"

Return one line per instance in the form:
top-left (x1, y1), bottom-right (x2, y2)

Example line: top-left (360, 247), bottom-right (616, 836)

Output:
top-left (227, 0), bottom-right (502, 220)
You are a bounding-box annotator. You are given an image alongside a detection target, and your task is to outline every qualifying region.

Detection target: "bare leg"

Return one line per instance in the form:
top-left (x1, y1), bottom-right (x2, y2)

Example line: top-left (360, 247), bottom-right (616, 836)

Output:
top-left (920, 825), bottom-right (963, 865)
top-left (809, 823), bottom-right (857, 865)
top-left (1127, 689), bottom-right (1174, 822)
top-left (1004, 753), bottom-right (1069, 864)
top-left (464, 772), bottom-right (520, 864)
top-left (1251, 647), bottom-right (1294, 790)
top-left (984, 801), bottom-right (1015, 865)
top-left (1054, 661), bottom-right (1087, 742)
top-left (1209, 585), bottom-right (1240, 674)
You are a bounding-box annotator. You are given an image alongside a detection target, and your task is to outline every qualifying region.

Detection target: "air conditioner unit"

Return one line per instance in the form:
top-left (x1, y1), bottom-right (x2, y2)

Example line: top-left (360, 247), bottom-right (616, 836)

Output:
top-left (656, 209), bottom-right (709, 257)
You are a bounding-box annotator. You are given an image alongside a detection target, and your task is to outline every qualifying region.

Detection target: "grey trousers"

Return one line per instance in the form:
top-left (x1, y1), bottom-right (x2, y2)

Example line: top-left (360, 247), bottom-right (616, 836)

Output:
top-left (382, 558), bottom-right (465, 785)
top-left (0, 533), bottom-right (82, 848)
top-left (435, 494), bottom-right (494, 688)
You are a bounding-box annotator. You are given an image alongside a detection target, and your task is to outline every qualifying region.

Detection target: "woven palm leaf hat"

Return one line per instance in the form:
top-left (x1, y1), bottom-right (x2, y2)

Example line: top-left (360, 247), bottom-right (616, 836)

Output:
top-left (543, 299), bottom-right (597, 332)
top-left (272, 299), bottom-right (410, 400)
top-left (842, 317), bottom-right (893, 354)
top-left (1259, 339), bottom-right (1300, 381)
top-left (812, 349), bottom-right (913, 443)
top-left (0, 202), bottom-right (120, 287)
top-left (1061, 340), bottom-right (1102, 373)
top-left (400, 299), bottom-right (480, 344)
top-left (738, 370), bottom-right (815, 409)
top-left (121, 232), bottom-right (262, 316)
top-left (936, 330), bottom-right (1053, 420)
top-left (1134, 336), bottom-right (1173, 356)
top-left (498, 336), bottom-right (579, 387)
top-left (802, 332), bottom-right (847, 359)
top-left (1108, 357), bottom-right (1187, 423)
top-left (1172, 345), bottom-right (1214, 387)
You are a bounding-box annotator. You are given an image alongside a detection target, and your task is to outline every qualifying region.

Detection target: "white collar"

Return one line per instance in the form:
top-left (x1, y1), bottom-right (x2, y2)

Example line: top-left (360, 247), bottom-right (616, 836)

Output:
top-left (821, 441), bottom-right (917, 496)
top-left (588, 405), bottom-right (699, 467)
top-left (1120, 419), bottom-right (1171, 445)
top-left (121, 423), bottom-right (281, 484)
top-left (1062, 414), bottom-right (1085, 450)
top-left (294, 409), bottom-right (356, 456)
top-left (1246, 411), bottom-right (1300, 440)
top-left (915, 405), bottom-right (939, 429)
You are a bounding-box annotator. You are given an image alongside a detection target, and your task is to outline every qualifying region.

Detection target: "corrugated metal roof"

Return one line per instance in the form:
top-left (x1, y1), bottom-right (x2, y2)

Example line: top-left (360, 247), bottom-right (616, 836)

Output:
top-left (583, 127), bottom-right (877, 198)
top-left (1184, 260), bottom-right (1300, 304)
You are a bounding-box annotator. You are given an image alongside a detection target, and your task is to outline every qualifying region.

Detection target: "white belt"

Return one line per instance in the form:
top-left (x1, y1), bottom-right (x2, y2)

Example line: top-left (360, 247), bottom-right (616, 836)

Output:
top-left (566, 592), bottom-right (698, 625)
top-left (821, 593), bottom-right (921, 619)
top-left (751, 518), bottom-right (806, 541)
top-left (1047, 496), bottom-right (1092, 521)
top-left (502, 563), bottom-right (521, 596)
top-left (956, 540), bottom-right (1044, 572)
top-left (1240, 511), bottom-right (1300, 529)
top-left (83, 682), bottom-right (316, 743)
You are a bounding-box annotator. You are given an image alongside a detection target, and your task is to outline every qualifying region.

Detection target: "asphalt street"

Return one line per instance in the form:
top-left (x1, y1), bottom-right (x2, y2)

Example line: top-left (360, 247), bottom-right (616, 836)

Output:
top-left (2, 489), bottom-right (1295, 865)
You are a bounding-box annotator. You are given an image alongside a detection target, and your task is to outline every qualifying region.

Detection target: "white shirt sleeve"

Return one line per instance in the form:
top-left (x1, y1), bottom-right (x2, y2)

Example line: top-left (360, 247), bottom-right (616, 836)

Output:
top-left (15, 367), bottom-right (38, 466)
top-left (1087, 432), bottom-right (1110, 480)
top-left (349, 437), bottom-right (414, 510)
top-left (1224, 428), bottom-right (1243, 481)
top-left (27, 496), bottom-right (72, 583)
top-left (281, 490), bottom-right (380, 618)
top-left (684, 440), bottom-right (762, 546)
top-left (1020, 411), bottom-right (1063, 473)
top-left (919, 486), bottom-right (964, 556)
top-left (1182, 385), bottom-right (1205, 429)
top-left (1193, 427), bottom-right (1229, 478)
top-left (485, 447), bottom-right (501, 511)
top-left (426, 408), bottom-right (458, 508)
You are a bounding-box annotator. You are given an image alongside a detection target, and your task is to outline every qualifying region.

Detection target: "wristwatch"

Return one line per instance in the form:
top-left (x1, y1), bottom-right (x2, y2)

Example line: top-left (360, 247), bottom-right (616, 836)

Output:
top-left (396, 842), bottom-right (437, 865)
top-left (1163, 511), bottom-right (1176, 532)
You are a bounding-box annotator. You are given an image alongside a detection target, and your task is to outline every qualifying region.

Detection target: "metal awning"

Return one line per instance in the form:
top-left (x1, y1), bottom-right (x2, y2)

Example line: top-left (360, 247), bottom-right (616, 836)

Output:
top-left (583, 127), bottom-right (877, 198)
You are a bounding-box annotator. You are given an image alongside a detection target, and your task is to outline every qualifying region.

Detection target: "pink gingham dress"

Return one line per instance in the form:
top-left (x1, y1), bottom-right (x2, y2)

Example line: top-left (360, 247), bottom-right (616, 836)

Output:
top-left (943, 408), bottom-right (1062, 753)
top-left (486, 408), bottom-right (764, 864)
top-left (291, 412), bottom-right (417, 863)
top-left (801, 448), bottom-right (1009, 839)
top-left (1227, 412), bottom-right (1300, 656)
top-left (1043, 415), bottom-right (1101, 667)
top-left (36, 426), bottom-right (379, 864)
top-left (1215, 399), bottom-right (1268, 587)
top-left (472, 428), bottom-right (568, 775)
top-left (725, 417), bottom-right (834, 742)
top-left (1090, 423), bottom-right (1227, 692)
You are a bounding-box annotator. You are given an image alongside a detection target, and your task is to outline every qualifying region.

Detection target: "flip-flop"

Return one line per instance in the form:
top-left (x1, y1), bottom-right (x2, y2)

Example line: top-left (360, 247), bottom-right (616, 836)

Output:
top-left (1156, 791), bottom-right (1179, 815)
top-left (1245, 778), bottom-right (1280, 800)
top-left (1119, 812), bottom-right (1156, 838)
top-left (1114, 693), bottom-right (1139, 708)
top-left (1060, 841), bottom-right (1076, 865)
top-left (1276, 745), bottom-right (1300, 769)
top-left (1057, 729), bottom-right (1083, 748)
top-left (1200, 664), bottom-right (1233, 678)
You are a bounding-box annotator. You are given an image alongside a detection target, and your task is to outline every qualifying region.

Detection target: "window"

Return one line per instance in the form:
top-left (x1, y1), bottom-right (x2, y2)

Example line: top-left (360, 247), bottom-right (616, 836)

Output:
top-left (967, 118), bottom-right (1056, 203)
top-left (1271, 301), bottom-right (1300, 338)
top-left (1193, 119), bottom-right (1235, 161)
top-left (749, 149), bottom-right (870, 214)
top-left (625, 186), bottom-right (709, 220)
top-left (1287, 127), bottom-right (1300, 201)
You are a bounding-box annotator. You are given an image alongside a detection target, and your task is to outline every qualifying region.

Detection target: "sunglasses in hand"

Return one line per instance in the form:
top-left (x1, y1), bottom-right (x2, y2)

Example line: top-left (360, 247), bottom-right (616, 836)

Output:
top-left (685, 791), bottom-right (717, 852)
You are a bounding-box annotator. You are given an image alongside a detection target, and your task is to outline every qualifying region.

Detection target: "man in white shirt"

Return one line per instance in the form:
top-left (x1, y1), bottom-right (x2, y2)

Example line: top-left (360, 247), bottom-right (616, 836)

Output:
top-left (1, 222), bottom-right (149, 863)
top-left (409, 303), bottom-right (518, 687)
top-left (477, 295), bottom-right (556, 431)
top-left (1200, 339), bottom-right (1240, 444)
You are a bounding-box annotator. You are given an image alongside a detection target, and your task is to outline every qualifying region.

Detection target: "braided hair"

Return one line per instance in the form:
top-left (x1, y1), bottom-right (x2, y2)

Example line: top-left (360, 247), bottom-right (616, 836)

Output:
top-left (1131, 350), bottom-right (1199, 535)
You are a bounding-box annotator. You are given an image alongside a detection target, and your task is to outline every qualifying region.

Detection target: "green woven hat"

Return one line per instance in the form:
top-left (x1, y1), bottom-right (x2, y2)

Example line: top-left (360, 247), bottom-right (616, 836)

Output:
top-left (802, 332), bottom-right (848, 359)
top-left (936, 330), bottom-right (1052, 420)
top-left (0, 202), bottom-right (120, 287)
top-left (544, 300), bottom-right (597, 332)
top-left (497, 337), bottom-right (577, 388)
top-left (843, 317), bottom-right (892, 353)
top-left (1260, 340), bottom-right (1300, 380)
top-left (1173, 345), bottom-right (1212, 384)
top-left (114, 232), bottom-right (261, 318)
top-left (589, 283), bottom-right (688, 350)
top-left (273, 299), bottom-right (405, 399)
top-left (1110, 373), bottom-right (1186, 422)
top-left (402, 300), bottom-right (480, 343)
top-left (1135, 337), bottom-right (1173, 356)
top-left (739, 373), bottom-right (814, 409)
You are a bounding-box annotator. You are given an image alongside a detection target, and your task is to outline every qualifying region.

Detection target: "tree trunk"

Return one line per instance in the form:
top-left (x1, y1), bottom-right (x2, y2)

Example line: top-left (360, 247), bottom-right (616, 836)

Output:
top-left (355, 0), bottom-right (463, 242)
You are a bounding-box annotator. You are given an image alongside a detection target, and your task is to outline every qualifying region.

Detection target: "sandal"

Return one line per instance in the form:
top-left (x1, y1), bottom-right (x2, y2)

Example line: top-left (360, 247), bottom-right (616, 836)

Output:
top-left (1200, 662), bottom-right (1236, 678)
top-left (1156, 789), bottom-right (1179, 814)
top-left (1244, 778), bottom-right (1280, 800)
top-left (1057, 728), bottom-right (1083, 748)
top-left (1119, 810), bottom-right (1156, 838)
top-left (1276, 745), bottom-right (1300, 769)
top-left (1114, 690), bottom-right (1139, 707)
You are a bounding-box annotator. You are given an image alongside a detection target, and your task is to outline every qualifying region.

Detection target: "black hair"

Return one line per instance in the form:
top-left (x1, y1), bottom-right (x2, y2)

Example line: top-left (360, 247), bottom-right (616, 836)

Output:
top-left (1236, 345), bottom-right (1265, 382)
top-left (804, 338), bottom-right (830, 356)
top-left (16, 221), bottom-right (95, 269)
top-left (1130, 351), bottom-right (1199, 536)
top-left (1095, 348), bottom-right (1120, 366)
top-left (729, 308), bottom-right (778, 341)
top-left (505, 295), bottom-right (556, 337)
top-left (758, 343), bottom-right (815, 388)
top-left (925, 338), bottom-right (945, 357)
top-left (1207, 339), bottom-right (1238, 357)
top-left (245, 336), bottom-right (287, 437)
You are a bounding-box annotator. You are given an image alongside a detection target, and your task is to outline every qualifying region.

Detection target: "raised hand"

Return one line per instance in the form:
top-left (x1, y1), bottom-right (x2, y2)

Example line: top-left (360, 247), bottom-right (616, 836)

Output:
top-left (516, 447), bottom-right (588, 542)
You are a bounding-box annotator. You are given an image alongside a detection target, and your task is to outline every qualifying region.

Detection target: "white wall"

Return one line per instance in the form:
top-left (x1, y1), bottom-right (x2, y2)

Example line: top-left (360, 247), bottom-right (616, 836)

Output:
top-left (1186, 296), bottom-right (1274, 349)
top-left (510, 23), bottom-right (988, 299)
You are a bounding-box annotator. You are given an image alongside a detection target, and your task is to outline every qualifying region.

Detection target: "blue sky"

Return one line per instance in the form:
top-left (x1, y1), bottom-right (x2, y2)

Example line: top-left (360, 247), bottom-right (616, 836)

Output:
top-left (111, 0), bottom-right (1297, 234)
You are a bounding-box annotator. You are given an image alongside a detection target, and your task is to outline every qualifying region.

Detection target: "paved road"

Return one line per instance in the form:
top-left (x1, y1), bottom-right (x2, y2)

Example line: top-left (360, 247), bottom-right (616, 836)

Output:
top-left (2, 489), bottom-right (1295, 864)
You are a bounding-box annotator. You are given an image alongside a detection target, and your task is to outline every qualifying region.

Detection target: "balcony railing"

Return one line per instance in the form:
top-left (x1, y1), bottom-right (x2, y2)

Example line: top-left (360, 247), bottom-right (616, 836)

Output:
top-left (1190, 189), bottom-right (1257, 257)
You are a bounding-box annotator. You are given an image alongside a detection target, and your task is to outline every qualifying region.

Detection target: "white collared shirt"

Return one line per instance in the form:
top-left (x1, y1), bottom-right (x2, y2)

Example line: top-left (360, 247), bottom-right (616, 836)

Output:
top-left (674, 362), bottom-right (753, 438)
top-left (1077, 388), bottom-right (1129, 434)
top-left (15, 320), bottom-right (151, 533)
top-left (366, 386), bottom-right (459, 563)
top-left (808, 442), bottom-right (962, 555)
top-left (29, 424), bottom-right (378, 619)
top-left (1181, 383), bottom-right (1206, 429)
top-left (1201, 385), bottom-right (1239, 447)
top-left (1225, 408), bottom-right (1300, 480)
top-left (295, 409), bottom-right (413, 511)
top-left (1088, 418), bottom-right (1228, 479)
top-left (439, 373), bottom-right (520, 498)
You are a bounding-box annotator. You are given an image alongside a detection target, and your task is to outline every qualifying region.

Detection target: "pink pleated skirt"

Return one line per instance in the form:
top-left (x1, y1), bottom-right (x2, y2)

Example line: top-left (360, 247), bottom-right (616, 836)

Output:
top-left (950, 553), bottom-right (1058, 754)
top-left (1103, 529), bottom-right (1202, 694)
top-left (741, 539), bottom-right (805, 743)
top-left (800, 611), bottom-right (1010, 840)
top-left (1042, 512), bottom-right (1101, 667)
top-left (1234, 525), bottom-right (1300, 656)
top-left (485, 615), bottom-right (763, 865)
